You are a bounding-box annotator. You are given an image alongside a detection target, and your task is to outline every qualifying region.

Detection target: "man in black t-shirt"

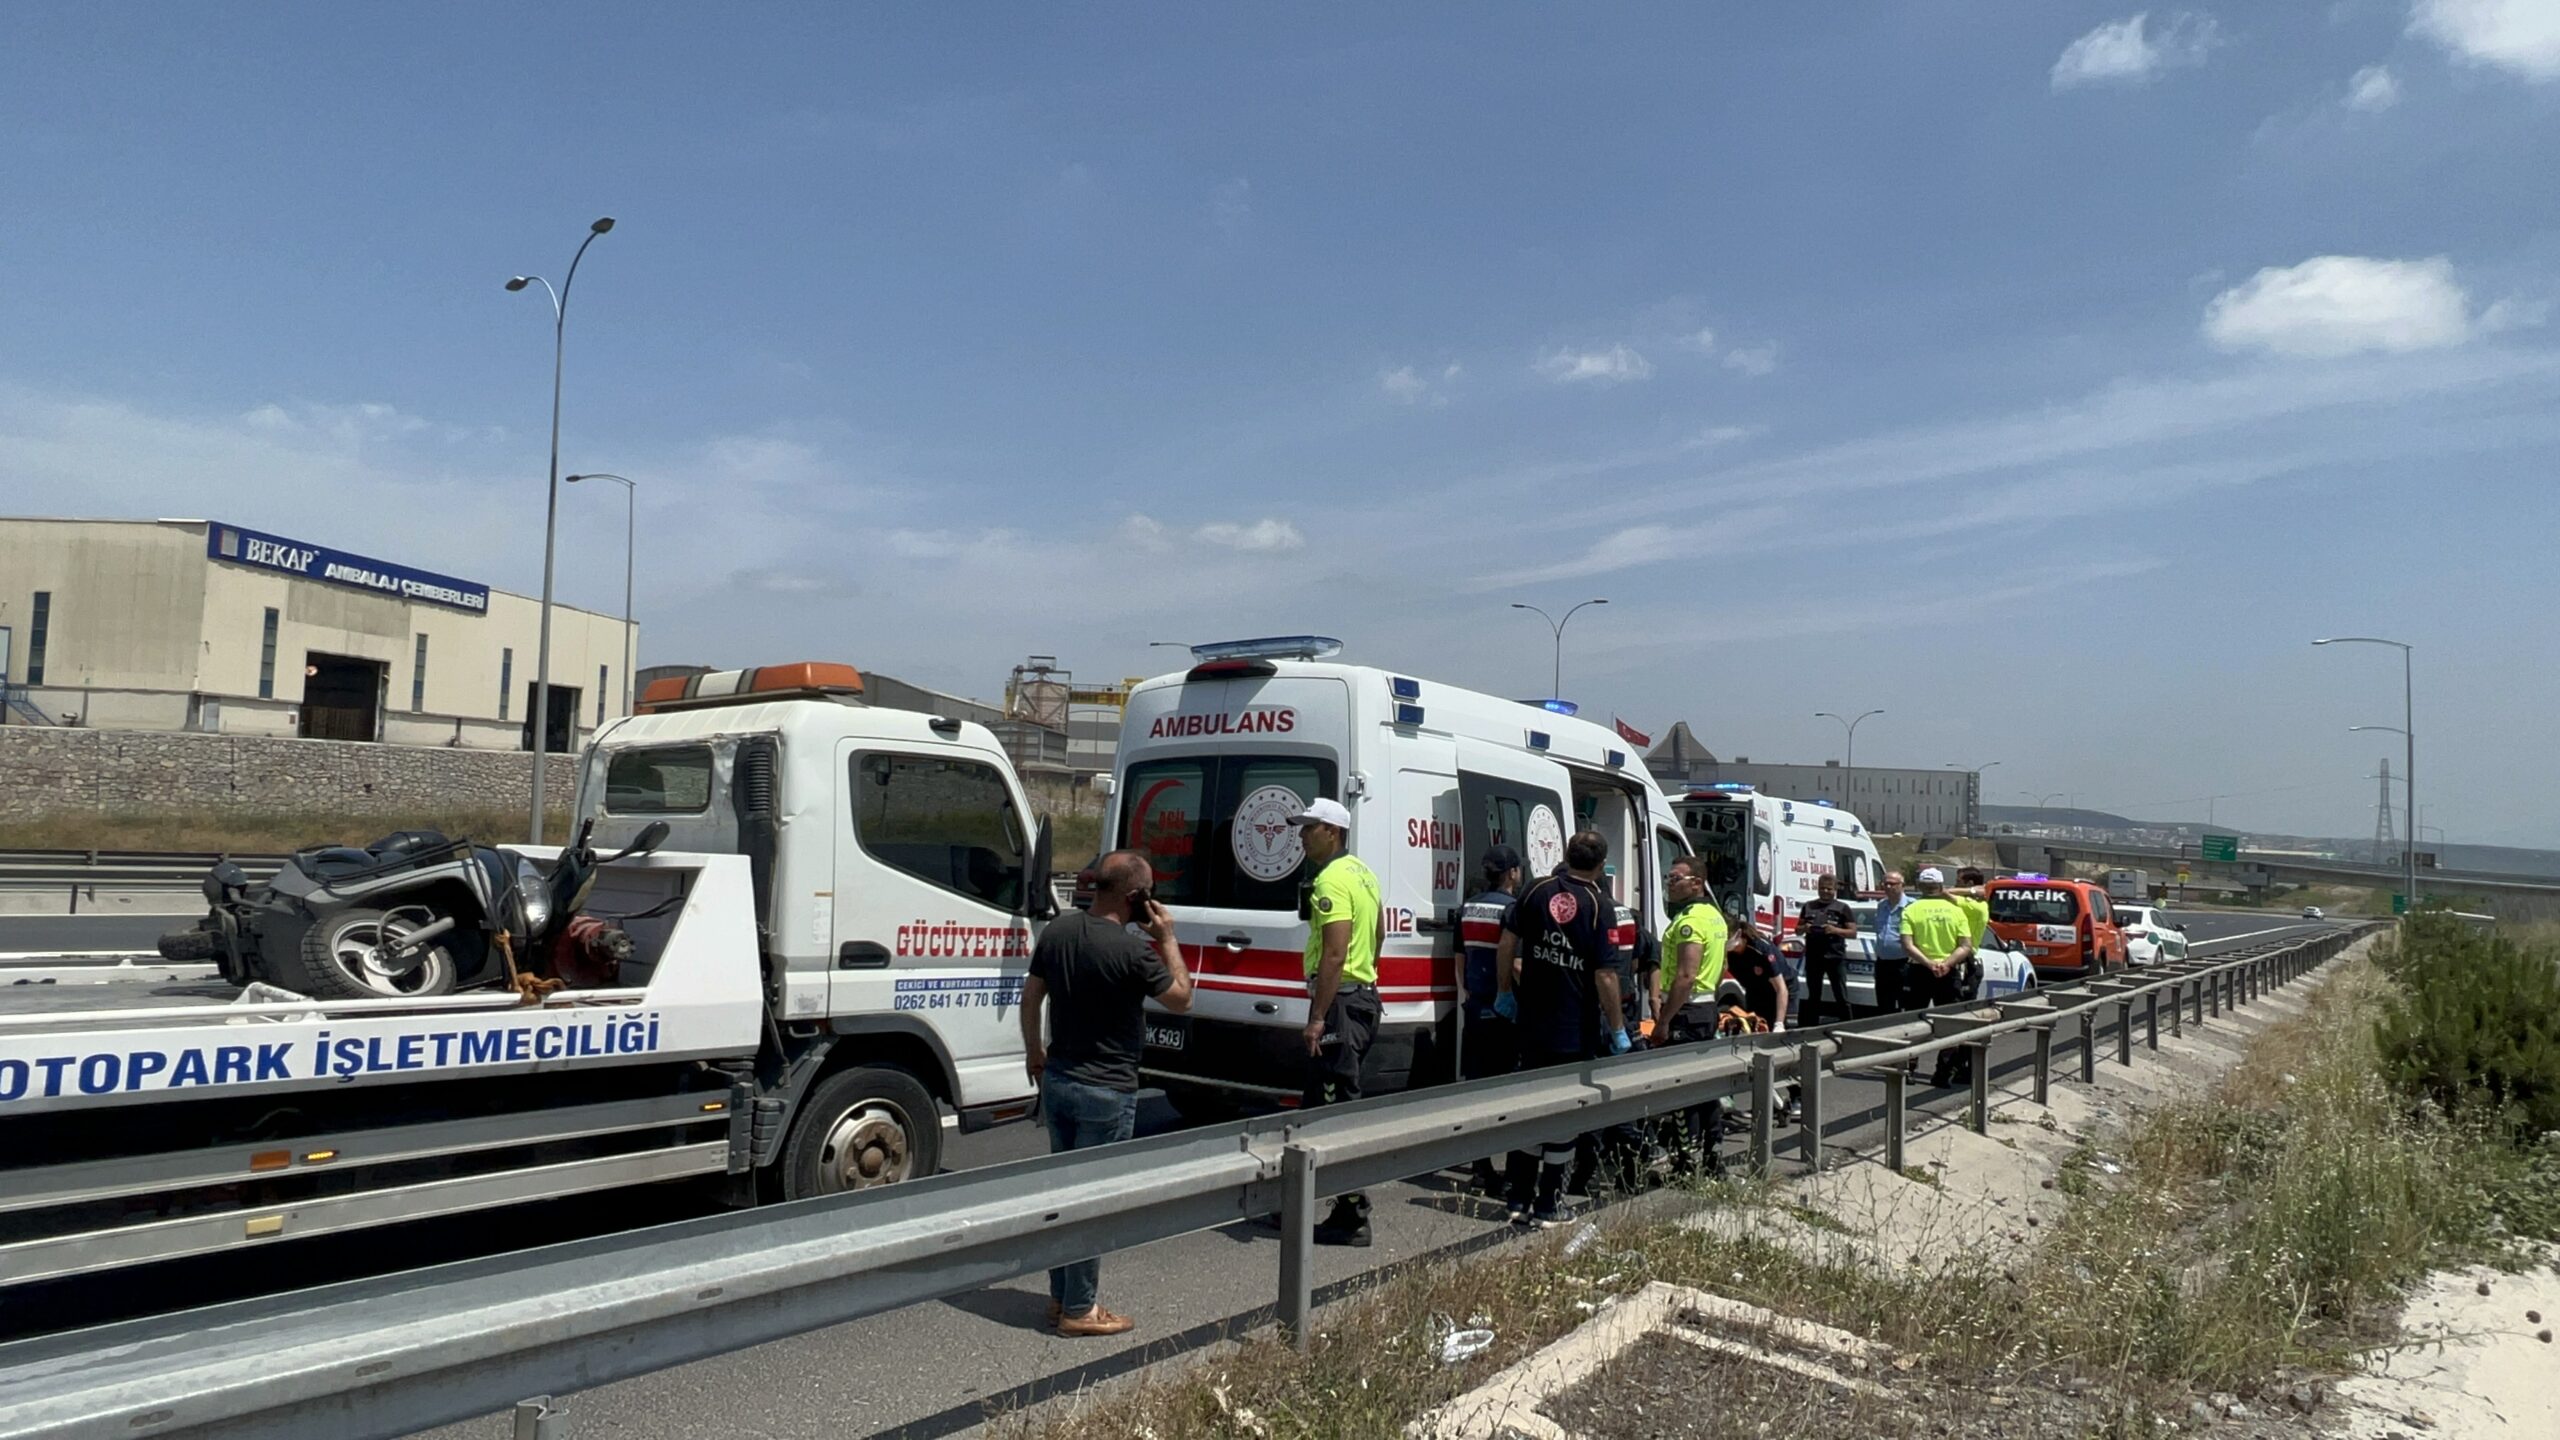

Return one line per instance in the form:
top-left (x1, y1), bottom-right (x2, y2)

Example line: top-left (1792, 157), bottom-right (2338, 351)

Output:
top-left (1021, 850), bottom-right (1193, 1337)
top-left (1493, 829), bottom-right (1633, 1227)
top-left (1796, 873), bottom-right (1858, 1027)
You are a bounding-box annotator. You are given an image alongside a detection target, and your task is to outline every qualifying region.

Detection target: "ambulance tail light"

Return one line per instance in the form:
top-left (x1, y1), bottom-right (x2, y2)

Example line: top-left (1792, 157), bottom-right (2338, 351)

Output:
top-left (1186, 659), bottom-right (1278, 681)
top-left (1393, 703), bottom-right (1426, 727)
top-left (1606, 750), bottom-right (1626, 768)
top-left (1527, 730), bottom-right (1551, 751)
top-left (638, 662), bottom-right (864, 714)
top-left (1389, 676), bottom-right (1421, 700)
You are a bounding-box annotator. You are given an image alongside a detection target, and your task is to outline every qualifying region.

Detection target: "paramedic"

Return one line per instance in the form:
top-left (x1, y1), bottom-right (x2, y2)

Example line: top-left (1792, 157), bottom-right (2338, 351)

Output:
top-left (1901, 867), bottom-right (1978, 1087)
top-left (1493, 828), bottom-right (1633, 1226)
top-left (1289, 797), bottom-right (1385, 1246)
top-left (1460, 843), bottom-right (1525, 1192)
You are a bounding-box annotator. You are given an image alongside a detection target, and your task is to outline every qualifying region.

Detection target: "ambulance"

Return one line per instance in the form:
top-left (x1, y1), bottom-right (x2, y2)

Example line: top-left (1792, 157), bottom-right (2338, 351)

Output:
top-left (1109, 638), bottom-right (1691, 1117)
top-left (1672, 784), bottom-right (1884, 937)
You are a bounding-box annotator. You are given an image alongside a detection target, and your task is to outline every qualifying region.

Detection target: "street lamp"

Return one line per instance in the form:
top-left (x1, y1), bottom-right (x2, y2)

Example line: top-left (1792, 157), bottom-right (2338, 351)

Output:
top-left (2317, 636), bottom-right (2416, 909)
top-left (565, 473), bottom-right (636, 721)
top-left (1813, 709), bottom-right (1883, 807)
top-left (1510, 599), bottom-right (1608, 698)
top-left (508, 215), bottom-right (615, 844)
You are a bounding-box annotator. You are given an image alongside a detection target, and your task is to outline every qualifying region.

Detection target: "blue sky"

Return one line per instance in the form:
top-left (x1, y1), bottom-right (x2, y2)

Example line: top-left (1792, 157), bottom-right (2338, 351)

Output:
top-left (4, 3), bottom-right (2557, 843)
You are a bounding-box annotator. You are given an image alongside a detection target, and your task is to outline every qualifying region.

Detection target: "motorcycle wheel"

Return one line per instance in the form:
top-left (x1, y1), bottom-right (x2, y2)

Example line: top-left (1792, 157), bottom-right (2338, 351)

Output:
top-left (278, 907), bottom-right (461, 1000)
top-left (156, 928), bottom-right (220, 963)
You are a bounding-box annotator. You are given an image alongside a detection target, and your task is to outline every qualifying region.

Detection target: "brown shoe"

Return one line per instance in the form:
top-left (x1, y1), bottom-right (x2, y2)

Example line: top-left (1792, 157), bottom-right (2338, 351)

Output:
top-left (1057, 1304), bottom-right (1136, 1337)
top-left (1047, 1300), bottom-right (1062, 1327)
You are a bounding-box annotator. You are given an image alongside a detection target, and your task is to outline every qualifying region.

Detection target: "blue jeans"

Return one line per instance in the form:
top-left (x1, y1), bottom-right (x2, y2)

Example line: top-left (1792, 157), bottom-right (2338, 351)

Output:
top-left (1043, 1073), bottom-right (1138, 1315)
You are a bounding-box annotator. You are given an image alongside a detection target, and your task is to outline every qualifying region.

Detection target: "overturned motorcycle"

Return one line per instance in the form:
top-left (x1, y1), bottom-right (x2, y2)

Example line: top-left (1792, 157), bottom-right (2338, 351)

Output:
top-left (159, 818), bottom-right (671, 1001)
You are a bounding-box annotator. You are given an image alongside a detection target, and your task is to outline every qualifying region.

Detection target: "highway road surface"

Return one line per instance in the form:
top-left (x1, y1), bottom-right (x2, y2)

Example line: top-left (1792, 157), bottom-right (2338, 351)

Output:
top-left (0, 912), bottom-right (171, 956)
top-left (0, 908), bottom-right (2343, 1438)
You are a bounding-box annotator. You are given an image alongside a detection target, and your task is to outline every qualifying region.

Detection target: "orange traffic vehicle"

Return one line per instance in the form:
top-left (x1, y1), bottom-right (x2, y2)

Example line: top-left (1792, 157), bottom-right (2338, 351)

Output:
top-left (1984, 876), bottom-right (2129, 980)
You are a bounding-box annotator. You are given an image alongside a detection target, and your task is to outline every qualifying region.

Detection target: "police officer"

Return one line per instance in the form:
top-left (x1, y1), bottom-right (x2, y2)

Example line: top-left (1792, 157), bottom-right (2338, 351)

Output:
top-left (1900, 867), bottom-right (1977, 1087)
top-left (1287, 797), bottom-right (1383, 1246)
top-left (1653, 855), bottom-right (1731, 1169)
top-left (1493, 829), bottom-right (1633, 1227)
top-left (1951, 867), bottom-right (1993, 951)
top-left (1459, 844), bottom-right (1524, 1194)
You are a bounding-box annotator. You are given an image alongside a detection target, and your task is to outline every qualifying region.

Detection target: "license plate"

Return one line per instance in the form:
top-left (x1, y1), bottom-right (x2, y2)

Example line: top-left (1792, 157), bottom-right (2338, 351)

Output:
top-left (1146, 1022), bottom-right (1188, 1052)
top-left (1847, 959), bottom-right (1875, 977)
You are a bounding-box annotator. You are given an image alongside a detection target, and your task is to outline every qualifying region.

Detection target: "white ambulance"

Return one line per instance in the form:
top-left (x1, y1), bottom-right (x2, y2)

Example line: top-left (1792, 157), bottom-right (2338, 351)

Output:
top-left (1672, 783), bottom-right (1884, 936)
top-left (1109, 638), bottom-right (1691, 1118)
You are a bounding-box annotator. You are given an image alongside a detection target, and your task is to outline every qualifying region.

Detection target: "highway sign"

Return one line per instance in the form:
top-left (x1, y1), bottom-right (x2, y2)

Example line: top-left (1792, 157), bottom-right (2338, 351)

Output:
top-left (2392, 893), bottom-right (2409, 915)
top-left (2175, 866), bottom-right (2191, 883)
top-left (2200, 833), bottom-right (2239, 863)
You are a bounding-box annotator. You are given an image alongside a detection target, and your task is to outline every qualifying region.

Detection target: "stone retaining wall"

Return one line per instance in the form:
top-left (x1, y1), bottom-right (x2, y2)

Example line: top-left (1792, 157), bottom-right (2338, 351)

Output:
top-left (0, 726), bottom-right (578, 819)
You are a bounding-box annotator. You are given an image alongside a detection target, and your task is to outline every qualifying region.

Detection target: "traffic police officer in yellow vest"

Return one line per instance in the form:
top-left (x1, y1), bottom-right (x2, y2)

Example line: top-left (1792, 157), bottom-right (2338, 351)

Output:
top-left (1289, 797), bottom-right (1383, 1246)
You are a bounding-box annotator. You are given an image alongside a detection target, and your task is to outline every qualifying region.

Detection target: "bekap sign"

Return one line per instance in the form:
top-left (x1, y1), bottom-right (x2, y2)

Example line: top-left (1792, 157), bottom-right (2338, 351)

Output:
top-left (208, 523), bottom-right (490, 614)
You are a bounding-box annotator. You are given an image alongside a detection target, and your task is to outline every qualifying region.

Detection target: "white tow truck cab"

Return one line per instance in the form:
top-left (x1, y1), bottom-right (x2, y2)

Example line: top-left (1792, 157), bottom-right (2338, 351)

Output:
top-left (1673, 784), bottom-right (1884, 939)
top-left (1111, 638), bottom-right (1689, 1118)
top-left (0, 663), bottom-right (1053, 1287)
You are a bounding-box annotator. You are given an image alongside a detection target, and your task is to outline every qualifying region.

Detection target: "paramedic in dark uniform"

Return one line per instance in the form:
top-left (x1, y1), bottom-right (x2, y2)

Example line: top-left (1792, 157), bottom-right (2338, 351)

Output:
top-left (1796, 872), bottom-right (1858, 1026)
top-left (1459, 843), bottom-right (1523, 1193)
top-left (1289, 797), bottom-right (1383, 1246)
top-left (1493, 828), bottom-right (1633, 1227)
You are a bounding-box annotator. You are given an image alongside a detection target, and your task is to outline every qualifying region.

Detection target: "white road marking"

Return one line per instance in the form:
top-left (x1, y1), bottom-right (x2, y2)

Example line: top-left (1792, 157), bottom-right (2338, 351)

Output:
top-left (2190, 923), bottom-right (2320, 951)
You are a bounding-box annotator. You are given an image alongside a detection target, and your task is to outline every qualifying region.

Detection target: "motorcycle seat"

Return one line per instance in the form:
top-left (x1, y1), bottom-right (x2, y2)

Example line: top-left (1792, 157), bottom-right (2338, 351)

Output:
top-left (303, 846), bottom-right (381, 878)
top-left (368, 830), bottom-right (455, 860)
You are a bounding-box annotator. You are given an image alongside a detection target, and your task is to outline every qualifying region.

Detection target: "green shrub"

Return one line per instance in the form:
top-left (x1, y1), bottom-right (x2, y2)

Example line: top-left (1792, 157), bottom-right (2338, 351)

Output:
top-left (2374, 915), bottom-right (2560, 1139)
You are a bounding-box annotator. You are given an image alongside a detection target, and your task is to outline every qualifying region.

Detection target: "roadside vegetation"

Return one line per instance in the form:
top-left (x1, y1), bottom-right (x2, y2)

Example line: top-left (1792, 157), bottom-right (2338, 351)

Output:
top-left (1004, 920), bottom-right (2560, 1439)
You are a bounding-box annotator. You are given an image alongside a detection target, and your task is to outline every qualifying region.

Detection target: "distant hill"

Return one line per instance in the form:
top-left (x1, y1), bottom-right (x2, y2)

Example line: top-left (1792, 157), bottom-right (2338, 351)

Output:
top-left (1975, 805), bottom-right (2560, 880)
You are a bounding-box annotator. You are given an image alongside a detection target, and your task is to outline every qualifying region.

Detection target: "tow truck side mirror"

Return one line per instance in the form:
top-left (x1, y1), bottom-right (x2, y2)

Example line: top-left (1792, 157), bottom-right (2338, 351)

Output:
top-left (1024, 815), bottom-right (1058, 921)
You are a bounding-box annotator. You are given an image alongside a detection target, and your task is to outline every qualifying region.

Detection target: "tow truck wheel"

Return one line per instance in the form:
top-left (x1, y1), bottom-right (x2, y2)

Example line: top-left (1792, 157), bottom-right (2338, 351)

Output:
top-left (783, 1065), bottom-right (941, 1199)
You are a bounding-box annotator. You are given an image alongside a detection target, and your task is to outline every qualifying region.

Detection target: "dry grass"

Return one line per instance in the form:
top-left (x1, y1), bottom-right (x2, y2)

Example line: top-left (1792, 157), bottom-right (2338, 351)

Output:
top-left (0, 808), bottom-right (572, 853)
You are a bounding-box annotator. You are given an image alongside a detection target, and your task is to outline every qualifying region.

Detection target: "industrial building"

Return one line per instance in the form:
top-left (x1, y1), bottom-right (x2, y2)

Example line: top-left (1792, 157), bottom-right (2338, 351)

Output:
top-left (0, 517), bottom-right (635, 752)
top-left (1646, 721), bottom-right (1981, 836)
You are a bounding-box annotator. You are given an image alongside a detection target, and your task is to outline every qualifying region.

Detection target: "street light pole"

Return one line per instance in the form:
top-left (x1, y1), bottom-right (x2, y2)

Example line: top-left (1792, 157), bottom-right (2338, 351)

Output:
top-left (2318, 637), bottom-right (2417, 909)
top-left (1509, 599), bottom-right (1608, 698)
top-left (1814, 709), bottom-right (1884, 809)
top-left (566, 473), bottom-right (637, 720)
top-left (508, 216), bottom-right (615, 845)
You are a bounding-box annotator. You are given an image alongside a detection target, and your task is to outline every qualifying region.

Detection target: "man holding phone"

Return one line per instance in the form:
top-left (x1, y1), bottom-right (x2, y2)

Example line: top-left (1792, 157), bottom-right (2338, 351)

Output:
top-left (1020, 849), bottom-right (1193, 1336)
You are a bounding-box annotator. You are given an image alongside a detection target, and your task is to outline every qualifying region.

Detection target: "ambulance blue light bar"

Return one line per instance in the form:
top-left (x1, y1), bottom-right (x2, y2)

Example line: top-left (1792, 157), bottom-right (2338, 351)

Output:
top-left (1538, 699), bottom-right (1579, 716)
top-left (1190, 635), bottom-right (1343, 662)
top-left (1389, 676), bottom-right (1421, 700)
top-left (1394, 703), bottom-right (1426, 727)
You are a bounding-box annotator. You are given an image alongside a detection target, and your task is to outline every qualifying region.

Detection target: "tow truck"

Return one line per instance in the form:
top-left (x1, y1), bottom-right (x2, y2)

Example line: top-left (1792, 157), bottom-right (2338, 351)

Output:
top-left (0, 663), bottom-right (1056, 1286)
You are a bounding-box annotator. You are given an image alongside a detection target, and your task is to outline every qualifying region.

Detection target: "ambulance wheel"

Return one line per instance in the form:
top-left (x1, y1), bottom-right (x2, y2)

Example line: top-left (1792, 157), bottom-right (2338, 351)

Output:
top-left (783, 1065), bottom-right (942, 1198)
top-left (280, 907), bottom-right (460, 1000)
top-left (1164, 1084), bottom-right (1244, 1126)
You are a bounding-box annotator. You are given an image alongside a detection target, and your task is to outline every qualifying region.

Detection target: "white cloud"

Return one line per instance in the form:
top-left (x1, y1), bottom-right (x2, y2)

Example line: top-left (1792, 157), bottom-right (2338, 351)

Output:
top-left (1678, 326), bottom-right (1717, 354)
top-left (1536, 344), bottom-right (1653, 385)
top-left (1121, 513), bottom-right (1305, 553)
top-left (1722, 345), bottom-right (1779, 377)
top-left (2345, 64), bottom-right (2402, 110)
top-left (1196, 518), bottom-right (1305, 552)
top-left (1378, 362), bottom-right (1462, 406)
top-left (2203, 256), bottom-right (2476, 357)
top-left (2050, 12), bottom-right (2223, 90)
top-left (2412, 0), bottom-right (2560, 80)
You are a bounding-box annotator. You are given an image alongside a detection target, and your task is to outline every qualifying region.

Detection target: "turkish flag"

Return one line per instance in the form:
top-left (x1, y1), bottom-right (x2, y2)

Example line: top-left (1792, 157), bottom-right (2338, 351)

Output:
top-left (1613, 716), bottom-right (1652, 748)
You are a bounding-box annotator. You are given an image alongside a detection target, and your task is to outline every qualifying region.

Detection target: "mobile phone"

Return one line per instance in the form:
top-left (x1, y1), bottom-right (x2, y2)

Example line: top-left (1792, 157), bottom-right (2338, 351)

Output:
top-left (1127, 888), bottom-right (1154, 921)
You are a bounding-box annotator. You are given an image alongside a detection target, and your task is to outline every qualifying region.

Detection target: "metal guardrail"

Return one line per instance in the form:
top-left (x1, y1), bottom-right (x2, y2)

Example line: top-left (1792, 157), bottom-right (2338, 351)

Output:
top-left (0, 850), bottom-right (284, 916)
top-left (0, 924), bottom-right (2377, 1440)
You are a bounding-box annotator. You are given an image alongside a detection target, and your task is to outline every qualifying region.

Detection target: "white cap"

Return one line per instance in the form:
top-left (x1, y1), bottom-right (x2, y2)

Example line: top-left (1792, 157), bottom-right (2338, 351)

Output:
top-left (1917, 866), bottom-right (1946, 884)
top-left (1286, 797), bottom-right (1353, 830)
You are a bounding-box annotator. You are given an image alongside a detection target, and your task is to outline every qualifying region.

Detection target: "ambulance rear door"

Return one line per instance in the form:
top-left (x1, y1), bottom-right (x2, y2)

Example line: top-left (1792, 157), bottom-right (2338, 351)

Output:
top-left (1454, 737), bottom-right (1572, 886)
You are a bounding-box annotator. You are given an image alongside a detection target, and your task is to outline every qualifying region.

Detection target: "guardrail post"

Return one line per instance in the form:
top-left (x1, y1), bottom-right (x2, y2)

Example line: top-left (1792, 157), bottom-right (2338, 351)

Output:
top-left (2208, 968), bottom-right (2221, 1018)
top-left (2169, 980), bottom-right (2184, 1038)
top-left (2079, 1010), bottom-right (2096, 1084)
top-left (2192, 974), bottom-right (2205, 1027)
top-left (1749, 1050), bottom-right (1776, 1178)
top-left (1884, 1067), bottom-right (1906, 1172)
top-left (2145, 991), bottom-right (2160, 1051)
top-left (2115, 1000), bottom-right (2133, 1066)
top-left (1797, 1042), bottom-right (1823, 1173)
top-left (1278, 1143), bottom-right (1317, 1351)
top-left (1968, 1044), bottom-right (1990, 1134)
top-left (514, 1398), bottom-right (569, 1440)
top-left (2032, 1025), bottom-right (2053, 1106)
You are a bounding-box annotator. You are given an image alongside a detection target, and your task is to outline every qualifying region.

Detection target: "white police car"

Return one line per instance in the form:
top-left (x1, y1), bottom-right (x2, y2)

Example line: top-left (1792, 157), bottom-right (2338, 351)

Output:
top-left (2116, 905), bottom-right (2188, 967)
